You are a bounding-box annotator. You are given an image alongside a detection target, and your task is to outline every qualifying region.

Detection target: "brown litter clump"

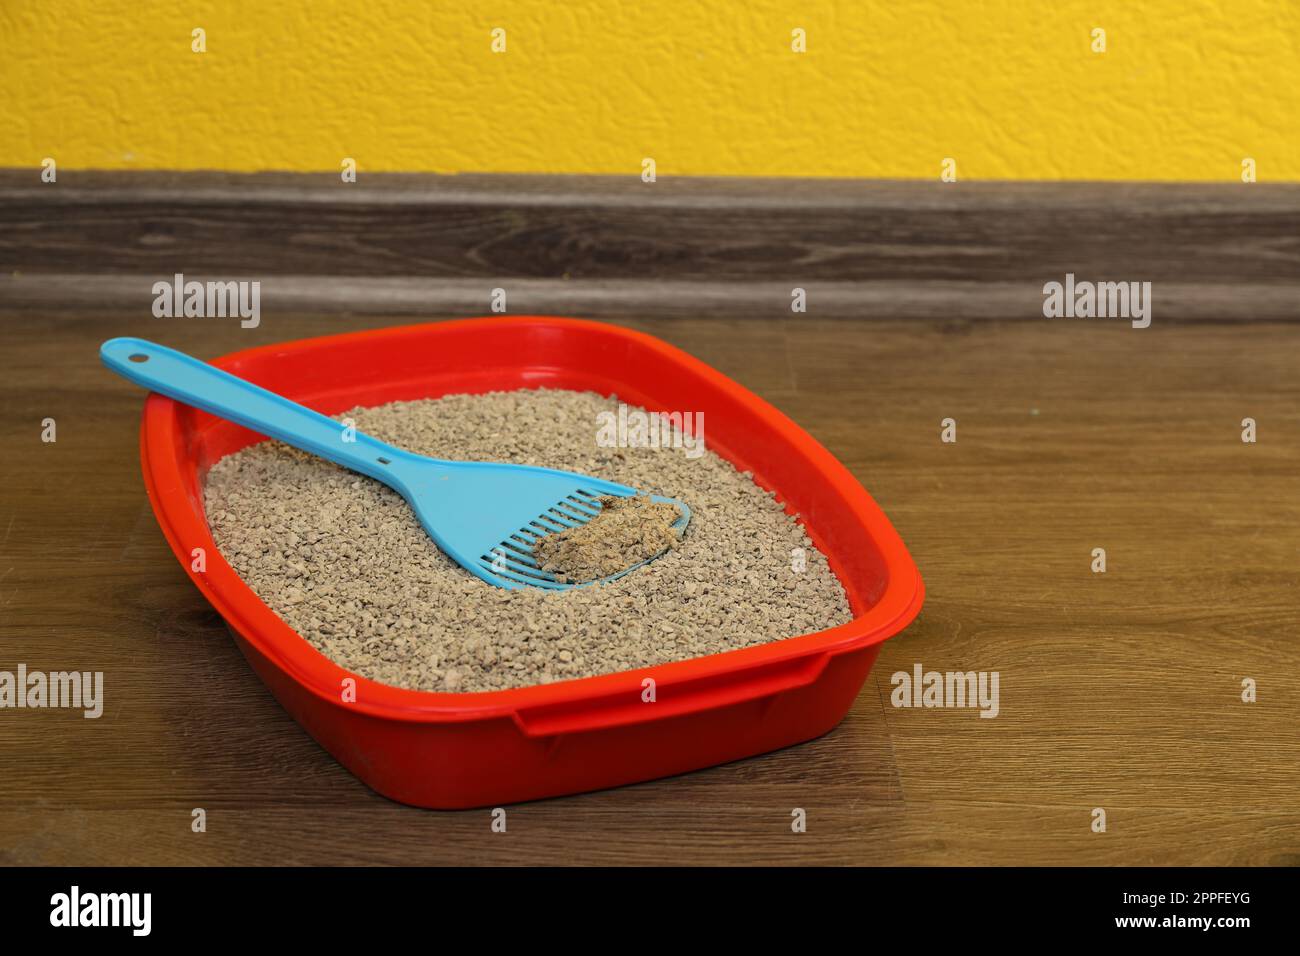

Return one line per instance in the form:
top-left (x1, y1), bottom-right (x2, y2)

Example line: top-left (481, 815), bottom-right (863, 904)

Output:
top-left (203, 388), bottom-right (852, 694)
top-left (536, 495), bottom-right (683, 583)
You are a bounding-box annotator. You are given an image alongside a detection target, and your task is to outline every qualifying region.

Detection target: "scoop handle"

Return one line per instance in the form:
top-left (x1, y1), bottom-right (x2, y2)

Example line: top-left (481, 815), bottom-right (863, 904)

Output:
top-left (101, 337), bottom-right (415, 487)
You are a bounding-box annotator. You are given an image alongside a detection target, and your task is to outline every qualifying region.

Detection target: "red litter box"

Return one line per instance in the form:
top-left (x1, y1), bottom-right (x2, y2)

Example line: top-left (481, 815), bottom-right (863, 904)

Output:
top-left (136, 317), bottom-right (924, 808)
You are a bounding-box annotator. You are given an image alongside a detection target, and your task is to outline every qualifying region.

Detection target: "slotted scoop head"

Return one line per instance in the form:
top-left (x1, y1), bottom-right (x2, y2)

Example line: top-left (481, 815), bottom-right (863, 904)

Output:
top-left (101, 338), bottom-right (689, 590)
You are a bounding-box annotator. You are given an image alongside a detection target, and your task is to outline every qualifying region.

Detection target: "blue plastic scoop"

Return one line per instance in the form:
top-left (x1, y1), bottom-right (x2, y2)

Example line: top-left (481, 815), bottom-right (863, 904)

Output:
top-left (101, 338), bottom-right (690, 590)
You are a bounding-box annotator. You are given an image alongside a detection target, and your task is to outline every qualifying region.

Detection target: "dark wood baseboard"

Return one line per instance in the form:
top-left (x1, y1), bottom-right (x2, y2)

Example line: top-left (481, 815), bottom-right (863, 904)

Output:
top-left (2, 170), bottom-right (1297, 321)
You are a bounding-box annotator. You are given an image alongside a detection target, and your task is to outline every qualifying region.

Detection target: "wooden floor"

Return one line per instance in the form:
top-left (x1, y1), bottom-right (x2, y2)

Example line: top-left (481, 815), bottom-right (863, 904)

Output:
top-left (1, 311), bottom-right (1297, 865)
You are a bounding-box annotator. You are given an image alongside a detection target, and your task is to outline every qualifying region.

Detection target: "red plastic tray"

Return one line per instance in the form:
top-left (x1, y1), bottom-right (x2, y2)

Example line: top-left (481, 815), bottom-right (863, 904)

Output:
top-left (137, 317), bottom-right (924, 808)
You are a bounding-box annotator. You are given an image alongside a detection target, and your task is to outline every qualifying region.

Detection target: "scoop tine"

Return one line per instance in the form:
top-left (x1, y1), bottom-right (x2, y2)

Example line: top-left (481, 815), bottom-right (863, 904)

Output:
top-left (478, 551), bottom-right (568, 590)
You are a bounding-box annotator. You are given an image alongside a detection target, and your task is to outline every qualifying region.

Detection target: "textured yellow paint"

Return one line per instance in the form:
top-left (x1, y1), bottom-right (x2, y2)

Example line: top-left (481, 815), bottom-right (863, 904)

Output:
top-left (1, 1), bottom-right (1296, 180)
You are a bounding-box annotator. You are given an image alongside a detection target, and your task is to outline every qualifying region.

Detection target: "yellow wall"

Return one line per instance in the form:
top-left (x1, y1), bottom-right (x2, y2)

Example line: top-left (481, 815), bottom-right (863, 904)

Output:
top-left (2, 1), bottom-right (1296, 181)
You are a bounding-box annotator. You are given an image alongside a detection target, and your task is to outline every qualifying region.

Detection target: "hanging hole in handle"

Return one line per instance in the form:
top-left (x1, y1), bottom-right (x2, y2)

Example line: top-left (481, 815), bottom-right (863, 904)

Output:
top-left (377, 457), bottom-right (391, 465)
top-left (129, 354), bottom-right (149, 363)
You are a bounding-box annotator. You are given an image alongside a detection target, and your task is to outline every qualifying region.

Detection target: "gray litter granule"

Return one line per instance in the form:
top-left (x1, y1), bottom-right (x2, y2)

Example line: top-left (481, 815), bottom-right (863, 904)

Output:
top-left (203, 388), bottom-right (852, 693)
